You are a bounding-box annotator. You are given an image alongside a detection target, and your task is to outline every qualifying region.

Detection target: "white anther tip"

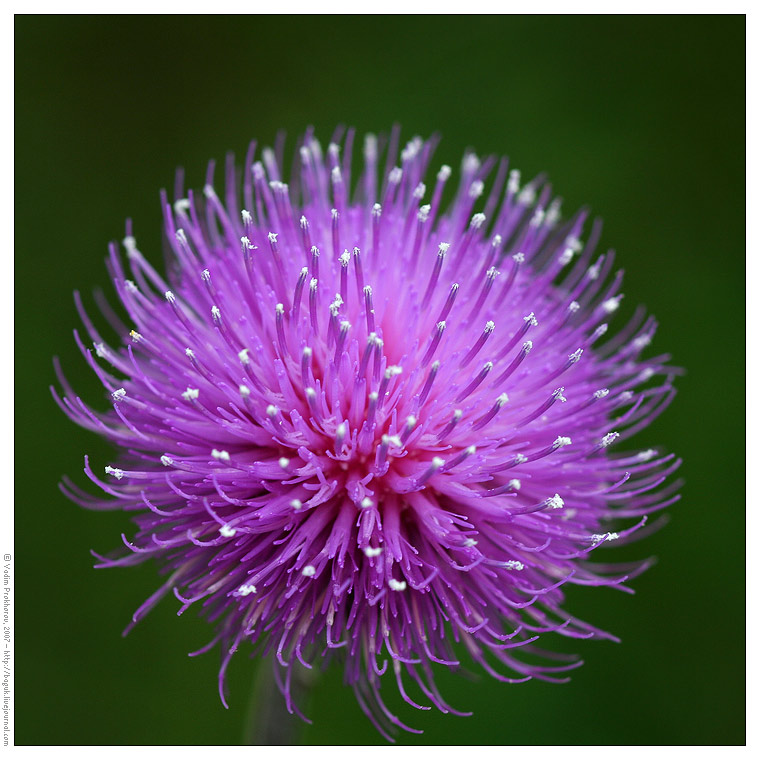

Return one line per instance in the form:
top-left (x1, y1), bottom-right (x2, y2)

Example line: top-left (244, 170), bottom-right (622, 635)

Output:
top-left (219, 524), bottom-right (236, 537)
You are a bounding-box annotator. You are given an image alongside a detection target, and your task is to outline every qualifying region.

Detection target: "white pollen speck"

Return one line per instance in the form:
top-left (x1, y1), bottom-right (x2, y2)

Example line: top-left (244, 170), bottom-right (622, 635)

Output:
top-left (129, 330), bottom-right (141, 343)
top-left (463, 153), bottom-right (480, 173)
top-left (558, 248), bottom-right (574, 266)
top-left (417, 204), bottom-right (431, 222)
top-left (368, 391), bottom-right (378, 401)
top-left (339, 250), bottom-right (350, 267)
top-left (470, 213), bottom-right (486, 229)
top-left (268, 232), bottom-right (278, 244)
top-left (266, 405), bottom-right (278, 417)
top-left (212, 449), bottom-right (230, 462)
top-left (160, 455), bottom-right (173, 467)
top-left (275, 303), bottom-right (284, 315)
top-left (587, 262), bottom-right (601, 280)
top-left (523, 340), bottom-right (533, 353)
top-left (497, 392), bottom-right (509, 407)
top-left (530, 208), bottom-right (545, 227)
top-left (553, 436), bottom-right (572, 448)
top-left (547, 493), bottom-right (564, 510)
top-left (594, 388), bottom-right (610, 399)
top-left (201, 268), bottom-right (211, 282)
top-left (637, 449), bottom-right (657, 462)
top-left (239, 385), bottom-right (250, 397)
top-left (238, 348), bottom-right (250, 365)
top-left (302, 565), bottom-right (316, 577)
top-left (554, 387), bottom-right (567, 403)
top-left (567, 236), bottom-right (583, 252)
top-left (174, 198), bottom-right (190, 214)
top-left (112, 388), bottom-right (126, 402)
top-left (182, 388), bottom-right (199, 401)
top-left (211, 305), bottom-right (221, 320)
top-left (602, 296), bottom-right (622, 314)
top-left (237, 584), bottom-right (257, 596)
top-left (514, 453), bottom-right (528, 464)
top-left (219, 524), bottom-right (236, 537)
top-left (104, 465), bottom-right (124, 480)
top-left (305, 387), bottom-right (316, 399)
top-left (524, 312), bottom-right (538, 326)
top-left (290, 499), bottom-right (303, 510)
top-left (242, 209), bottom-right (253, 224)
top-left (508, 479), bottom-right (521, 491)
top-left (601, 432), bottom-right (619, 447)
top-left (331, 166), bottom-right (342, 183)
top-left (438, 242), bottom-right (451, 254)
top-left (372, 203), bottom-right (382, 217)
top-left (364, 546), bottom-right (383, 557)
top-left (463, 538), bottom-right (478, 547)
top-left (331, 208), bottom-right (339, 221)
top-left (485, 320), bottom-right (495, 333)
top-left (388, 167), bottom-right (403, 184)
top-left (507, 169), bottom-right (520, 194)
top-left (360, 497), bottom-right (373, 509)
top-left (466, 445), bottom-right (477, 455)
top-left (469, 180), bottom-right (484, 198)
top-left (413, 182), bottom-right (426, 199)
top-left (165, 290), bottom-right (176, 303)
top-left (438, 165), bottom-right (452, 181)
top-left (640, 368), bottom-right (655, 381)
top-left (389, 435), bottom-right (402, 448)
top-left (568, 348), bottom-right (583, 363)
top-left (388, 579), bottom-right (407, 592)
top-left (203, 184), bottom-right (215, 199)
top-left (388, 365), bottom-right (403, 377)
top-left (505, 560), bottom-right (525, 571)
top-left (279, 457), bottom-right (290, 469)
top-left (431, 456), bottom-right (445, 469)
top-left (568, 301), bottom-right (580, 313)
top-left (518, 185), bottom-right (536, 205)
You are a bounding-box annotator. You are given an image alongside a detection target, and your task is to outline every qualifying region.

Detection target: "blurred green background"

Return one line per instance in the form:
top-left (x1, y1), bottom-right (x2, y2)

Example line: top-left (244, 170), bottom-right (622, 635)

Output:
top-left (15, 15), bottom-right (744, 746)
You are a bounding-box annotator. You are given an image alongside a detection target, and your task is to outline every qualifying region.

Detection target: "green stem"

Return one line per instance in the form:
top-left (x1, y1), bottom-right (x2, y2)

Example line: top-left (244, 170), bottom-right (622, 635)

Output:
top-left (243, 656), bottom-right (316, 745)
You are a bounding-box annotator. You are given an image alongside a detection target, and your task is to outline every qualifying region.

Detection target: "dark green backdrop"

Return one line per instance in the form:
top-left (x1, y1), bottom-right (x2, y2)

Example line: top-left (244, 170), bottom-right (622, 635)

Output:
top-left (15, 15), bottom-right (744, 746)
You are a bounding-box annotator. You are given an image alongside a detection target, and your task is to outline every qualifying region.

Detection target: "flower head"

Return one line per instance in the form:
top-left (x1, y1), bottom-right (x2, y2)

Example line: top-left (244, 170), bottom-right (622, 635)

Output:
top-left (55, 127), bottom-right (680, 739)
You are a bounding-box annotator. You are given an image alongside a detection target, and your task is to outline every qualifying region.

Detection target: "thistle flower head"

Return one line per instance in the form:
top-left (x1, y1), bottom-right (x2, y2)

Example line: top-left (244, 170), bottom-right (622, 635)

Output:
top-left (55, 127), bottom-right (680, 739)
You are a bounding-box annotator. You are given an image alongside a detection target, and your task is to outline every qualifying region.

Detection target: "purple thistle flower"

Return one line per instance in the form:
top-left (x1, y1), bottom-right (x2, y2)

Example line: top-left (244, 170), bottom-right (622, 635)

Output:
top-left (54, 127), bottom-right (680, 740)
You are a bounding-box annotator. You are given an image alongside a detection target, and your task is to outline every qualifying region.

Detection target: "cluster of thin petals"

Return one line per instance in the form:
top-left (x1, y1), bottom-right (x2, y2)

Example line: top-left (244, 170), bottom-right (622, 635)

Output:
top-left (54, 127), bottom-right (680, 739)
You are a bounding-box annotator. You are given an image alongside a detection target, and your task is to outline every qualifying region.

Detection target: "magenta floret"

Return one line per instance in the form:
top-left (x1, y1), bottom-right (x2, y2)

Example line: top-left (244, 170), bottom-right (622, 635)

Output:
top-left (54, 127), bottom-right (680, 739)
